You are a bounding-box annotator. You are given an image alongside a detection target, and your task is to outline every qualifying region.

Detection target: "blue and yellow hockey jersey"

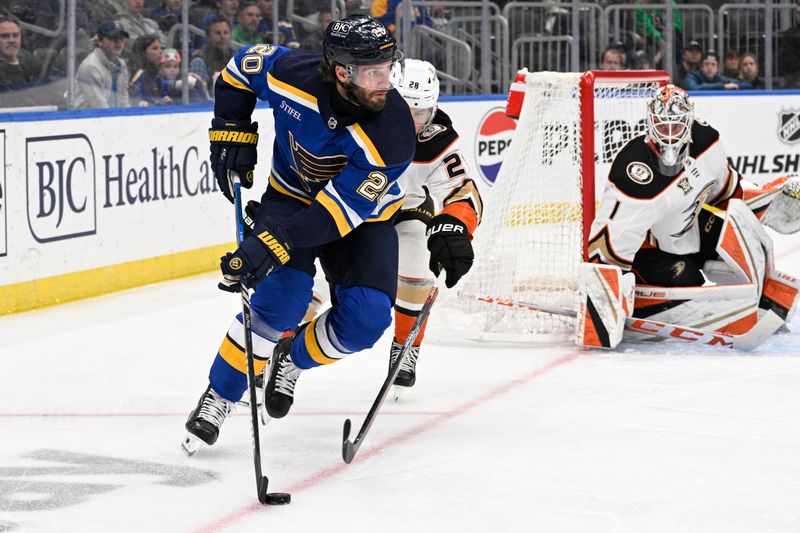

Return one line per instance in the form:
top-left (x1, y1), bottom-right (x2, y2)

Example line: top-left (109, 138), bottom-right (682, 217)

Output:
top-left (215, 43), bottom-right (416, 247)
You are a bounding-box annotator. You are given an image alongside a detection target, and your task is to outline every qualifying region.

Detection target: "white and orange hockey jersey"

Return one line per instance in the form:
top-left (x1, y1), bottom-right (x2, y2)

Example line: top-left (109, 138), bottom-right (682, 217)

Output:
top-left (588, 120), bottom-right (741, 270)
top-left (397, 109), bottom-right (483, 235)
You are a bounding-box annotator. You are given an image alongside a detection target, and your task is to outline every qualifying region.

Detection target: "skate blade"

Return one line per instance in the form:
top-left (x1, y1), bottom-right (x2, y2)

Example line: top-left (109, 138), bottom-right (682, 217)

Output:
top-left (392, 385), bottom-right (405, 402)
top-left (181, 433), bottom-right (202, 456)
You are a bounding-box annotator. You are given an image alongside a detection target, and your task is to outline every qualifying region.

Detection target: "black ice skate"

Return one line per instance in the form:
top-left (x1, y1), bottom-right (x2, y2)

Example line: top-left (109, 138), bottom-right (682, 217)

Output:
top-left (390, 340), bottom-right (420, 388)
top-left (263, 335), bottom-right (302, 419)
top-left (182, 385), bottom-right (234, 456)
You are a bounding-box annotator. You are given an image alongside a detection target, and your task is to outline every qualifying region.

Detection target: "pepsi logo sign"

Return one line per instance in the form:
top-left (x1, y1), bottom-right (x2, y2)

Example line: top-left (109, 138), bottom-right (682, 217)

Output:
top-left (475, 108), bottom-right (516, 186)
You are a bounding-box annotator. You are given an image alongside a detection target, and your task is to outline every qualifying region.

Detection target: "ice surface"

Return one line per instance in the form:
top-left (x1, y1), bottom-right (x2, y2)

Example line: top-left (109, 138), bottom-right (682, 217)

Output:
top-left (1, 235), bottom-right (799, 533)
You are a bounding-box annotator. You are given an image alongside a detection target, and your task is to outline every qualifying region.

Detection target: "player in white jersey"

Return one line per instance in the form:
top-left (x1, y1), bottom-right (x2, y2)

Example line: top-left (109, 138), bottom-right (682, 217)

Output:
top-left (306, 59), bottom-right (483, 388)
top-left (579, 84), bottom-right (800, 349)
top-left (388, 58), bottom-right (483, 388)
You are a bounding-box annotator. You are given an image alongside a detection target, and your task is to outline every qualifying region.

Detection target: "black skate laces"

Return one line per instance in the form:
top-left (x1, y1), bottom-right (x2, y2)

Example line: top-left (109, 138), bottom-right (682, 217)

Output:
top-left (197, 389), bottom-right (233, 427)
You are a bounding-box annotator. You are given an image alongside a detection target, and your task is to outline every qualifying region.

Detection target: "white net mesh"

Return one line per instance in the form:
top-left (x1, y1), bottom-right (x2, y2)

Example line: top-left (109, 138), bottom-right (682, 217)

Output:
top-left (430, 71), bottom-right (665, 344)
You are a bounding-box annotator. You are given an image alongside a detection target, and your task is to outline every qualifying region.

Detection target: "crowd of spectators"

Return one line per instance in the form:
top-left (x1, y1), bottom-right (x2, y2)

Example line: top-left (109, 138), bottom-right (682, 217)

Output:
top-left (595, 2), bottom-right (800, 92)
top-left (0, 0), bottom-right (799, 111)
top-left (0, 0), bottom-right (336, 110)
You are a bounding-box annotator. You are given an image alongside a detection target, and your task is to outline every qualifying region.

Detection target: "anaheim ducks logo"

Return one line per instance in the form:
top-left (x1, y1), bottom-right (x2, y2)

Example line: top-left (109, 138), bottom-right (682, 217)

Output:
top-left (626, 162), bottom-right (653, 185)
top-left (418, 123), bottom-right (446, 142)
top-left (229, 257), bottom-right (243, 271)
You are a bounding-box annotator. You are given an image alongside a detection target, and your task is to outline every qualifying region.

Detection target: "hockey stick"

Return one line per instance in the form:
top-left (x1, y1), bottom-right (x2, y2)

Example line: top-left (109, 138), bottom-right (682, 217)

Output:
top-left (231, 172), bottom-right (288, 505)
top-left (341, 286), bottom-right (440, 464)
top-left (466, 293), bottom-right (783, 351)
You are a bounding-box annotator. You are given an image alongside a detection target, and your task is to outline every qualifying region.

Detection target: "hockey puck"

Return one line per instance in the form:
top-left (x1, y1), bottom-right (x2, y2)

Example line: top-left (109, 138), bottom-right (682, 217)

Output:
top-left (265, 492), bottom-right (291, 505)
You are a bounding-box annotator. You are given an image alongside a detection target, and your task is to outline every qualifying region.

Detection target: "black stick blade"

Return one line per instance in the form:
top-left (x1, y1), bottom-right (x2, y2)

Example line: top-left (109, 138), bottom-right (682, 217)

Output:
top-left (342, 419), bottom-right (356, 463)
top-left (257, 476), bottom-right (270, 504)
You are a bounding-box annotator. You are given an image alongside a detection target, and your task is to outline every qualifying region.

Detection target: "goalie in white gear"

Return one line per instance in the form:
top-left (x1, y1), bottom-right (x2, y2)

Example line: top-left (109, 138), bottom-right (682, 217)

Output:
top-left (579, 84), bottom-right (800, 349)
top-left (308, 58), bottom-right (483, 387)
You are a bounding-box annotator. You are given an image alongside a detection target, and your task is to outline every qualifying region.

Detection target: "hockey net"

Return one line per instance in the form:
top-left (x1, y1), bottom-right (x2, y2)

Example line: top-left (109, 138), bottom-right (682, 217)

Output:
top-left (431, 70), bottom-right (669, 343)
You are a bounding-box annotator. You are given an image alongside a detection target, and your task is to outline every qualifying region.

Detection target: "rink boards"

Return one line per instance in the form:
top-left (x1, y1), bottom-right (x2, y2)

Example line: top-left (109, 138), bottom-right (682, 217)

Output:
top-left (0, 91), bottom-right (798, 314)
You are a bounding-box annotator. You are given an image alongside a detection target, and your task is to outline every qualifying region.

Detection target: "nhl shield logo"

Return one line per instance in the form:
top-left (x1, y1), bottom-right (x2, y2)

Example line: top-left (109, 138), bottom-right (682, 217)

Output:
top-left (778, 109), bottom-right (800, 144)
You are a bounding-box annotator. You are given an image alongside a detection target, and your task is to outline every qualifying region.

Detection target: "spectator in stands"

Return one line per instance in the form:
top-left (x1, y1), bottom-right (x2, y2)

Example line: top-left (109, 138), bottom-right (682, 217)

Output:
top-left (599, 46), bottom-right (625, 71)
top-left (675, 39), bottom-right (702, 89)
top-left (635, 0), bottom-right (682, 68)
top-left (190, 16), bottom-right (233, 91)
top-left (74, 20), bottom-right (130, 108)
top-left (0, 13), bottom-right (42, 108)
top-left (157, 48), bottom-right (211, 104)
top-left (632, 50), bottom-right (653, 70)
top-left (722, 48), bottom-right (740, 79)
top-left (299, 7), bottom-right (332, 52)
top-left (150, 0), bottom-right (183, 33)
top-left (256, 0), bottom-right (300, 48)
top-left (739, 51), bottom-right (764, 90)
top-left (779, 3), bottom-right (800, 88)
top-left (345, 0), bottom-right (369, 16)
top-left (129, 34), bottom-right (165, 105)
top-left (683, 51), bottom-right (752, 91)
top-left (231, 2), bottom-right (263, 45)
top-left (118, 0), bottom-right (166, 53)
top-left (87, 0), bottom-right (119, 34)
top-left (371, 0), bottom-right (433, 34)
top-left (202, 0), bottom-right (239, 31)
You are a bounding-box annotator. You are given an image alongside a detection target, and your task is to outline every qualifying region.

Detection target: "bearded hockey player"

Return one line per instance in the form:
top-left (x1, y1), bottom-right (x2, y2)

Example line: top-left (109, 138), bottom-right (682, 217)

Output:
top-left (183, 14), bottom-right (416, 454)
top-left (580, 84), bottom-right (800, 349)
top-left (301, 59), bottom-right (483, 392)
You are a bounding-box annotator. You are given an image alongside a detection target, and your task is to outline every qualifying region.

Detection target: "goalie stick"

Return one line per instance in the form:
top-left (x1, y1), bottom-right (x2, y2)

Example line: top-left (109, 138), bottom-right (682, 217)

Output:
top-left (466, 293), bottom-right (783, 351)
top-left (341, 287), bottom-right (439, 464)
top-left (231, 172), bottom-right (289, 505)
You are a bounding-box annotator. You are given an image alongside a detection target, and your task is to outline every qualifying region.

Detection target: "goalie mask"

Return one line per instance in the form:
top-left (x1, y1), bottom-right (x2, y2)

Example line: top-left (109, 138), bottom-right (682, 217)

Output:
top-left (390, 58), bottom-right (440, 132)
top-left (646, 85), bottom-right (694, 172)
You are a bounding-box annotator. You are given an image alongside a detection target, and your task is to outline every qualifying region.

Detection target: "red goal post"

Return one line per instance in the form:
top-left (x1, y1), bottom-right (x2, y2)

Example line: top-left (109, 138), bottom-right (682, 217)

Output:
top-left (430, 70), bottom-right (670, 343)
top-left (578, 71), bottom-right (670, 260)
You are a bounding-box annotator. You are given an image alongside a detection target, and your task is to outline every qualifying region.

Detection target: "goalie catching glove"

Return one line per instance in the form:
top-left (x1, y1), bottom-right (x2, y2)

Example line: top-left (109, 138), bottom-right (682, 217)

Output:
top-left (761, 175), bottom-right (800, 235)
top-left (209, 118), bottom-right (259, 203)
top-left (219, 219), bottom-right (291, 293)
top-left (426, 214), bottom-right (474, 288)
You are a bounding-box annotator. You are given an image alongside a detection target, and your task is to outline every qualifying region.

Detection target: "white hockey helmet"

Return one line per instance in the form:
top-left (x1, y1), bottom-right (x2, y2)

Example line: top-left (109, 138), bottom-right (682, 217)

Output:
top-left (646, 84), bottom-right (694, 168)
top-left (390, 58), bottom-right (440, 130)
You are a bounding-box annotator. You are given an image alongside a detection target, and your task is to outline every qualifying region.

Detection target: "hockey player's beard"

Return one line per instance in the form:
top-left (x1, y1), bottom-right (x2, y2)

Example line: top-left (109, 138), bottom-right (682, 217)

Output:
top-left (346, 83), bottom-right (388, 112)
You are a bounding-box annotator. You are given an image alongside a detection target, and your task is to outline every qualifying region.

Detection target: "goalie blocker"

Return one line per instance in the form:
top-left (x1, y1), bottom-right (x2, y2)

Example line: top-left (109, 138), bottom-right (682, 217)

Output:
top-left (578, 199), bottom-right (799, 349)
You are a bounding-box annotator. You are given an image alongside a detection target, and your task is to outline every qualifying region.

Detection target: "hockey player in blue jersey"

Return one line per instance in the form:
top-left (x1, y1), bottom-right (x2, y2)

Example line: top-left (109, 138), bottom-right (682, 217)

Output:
top-left (183, 14), bottom-right (417, 452)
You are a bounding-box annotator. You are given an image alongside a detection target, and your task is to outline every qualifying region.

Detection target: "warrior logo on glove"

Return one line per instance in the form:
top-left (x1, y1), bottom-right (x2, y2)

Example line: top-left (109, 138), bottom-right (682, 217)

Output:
top-left (228, 257), bottom-right (243, 271)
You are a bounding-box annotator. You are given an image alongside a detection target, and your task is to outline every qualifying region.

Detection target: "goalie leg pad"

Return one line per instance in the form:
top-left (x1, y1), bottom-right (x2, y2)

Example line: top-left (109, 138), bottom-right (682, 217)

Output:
top-left (632, 283), bottom-right (759, 339)
top-left (714, 199), bottom-right (774, 295)
top-left (576, 263), bottom-right (634, 349)
top-left (761, 270), bottom-right (800, 322)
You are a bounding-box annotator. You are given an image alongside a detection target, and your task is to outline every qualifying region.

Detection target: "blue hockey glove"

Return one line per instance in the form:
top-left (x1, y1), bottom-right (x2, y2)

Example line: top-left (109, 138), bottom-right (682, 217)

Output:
top-left (219, 220), bottom-right (291, 293)
top-left (209, 118), bottom-right (259, 202)
top-left (426, 214), bottom-right (474, 289)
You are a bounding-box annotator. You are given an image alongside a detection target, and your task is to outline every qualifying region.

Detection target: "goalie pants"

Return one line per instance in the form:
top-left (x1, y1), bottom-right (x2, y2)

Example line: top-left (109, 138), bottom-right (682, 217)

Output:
top-left (631, 209), bottom-right (723, 287)
top-left (209, 190), bottom-right (399, 402)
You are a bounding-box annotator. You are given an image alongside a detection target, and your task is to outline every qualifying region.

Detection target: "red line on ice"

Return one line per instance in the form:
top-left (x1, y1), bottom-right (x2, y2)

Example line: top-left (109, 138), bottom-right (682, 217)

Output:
top-left (193, 351), bottom-right (582, 533)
